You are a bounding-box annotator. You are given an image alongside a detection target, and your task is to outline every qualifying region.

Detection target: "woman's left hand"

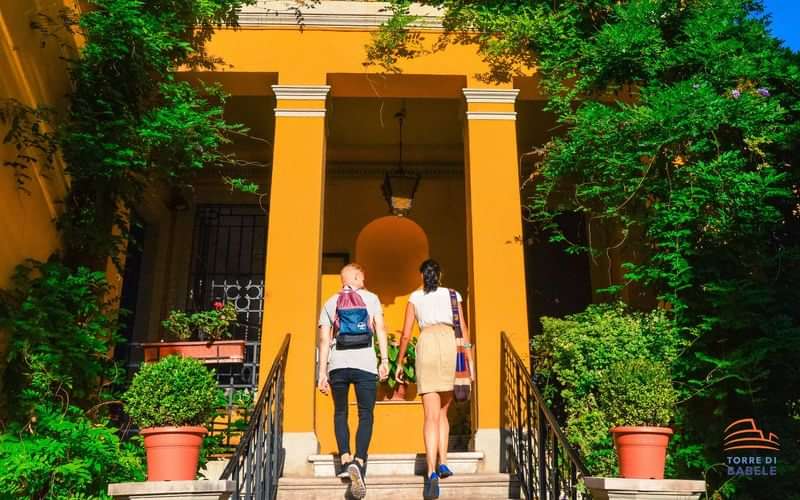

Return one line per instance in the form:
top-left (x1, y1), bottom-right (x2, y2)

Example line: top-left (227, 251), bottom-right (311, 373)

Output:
top-left (395, 363), bottom-right (405, 383)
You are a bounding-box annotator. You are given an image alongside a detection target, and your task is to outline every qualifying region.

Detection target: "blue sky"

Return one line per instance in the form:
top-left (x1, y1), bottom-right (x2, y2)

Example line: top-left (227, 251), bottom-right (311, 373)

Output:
top-left (763, 0), bottom-right (800, 51)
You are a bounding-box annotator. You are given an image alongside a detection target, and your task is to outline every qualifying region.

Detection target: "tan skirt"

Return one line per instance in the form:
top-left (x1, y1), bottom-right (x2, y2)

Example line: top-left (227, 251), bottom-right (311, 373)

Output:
top-left (416, 324), bottom-right (457, 394)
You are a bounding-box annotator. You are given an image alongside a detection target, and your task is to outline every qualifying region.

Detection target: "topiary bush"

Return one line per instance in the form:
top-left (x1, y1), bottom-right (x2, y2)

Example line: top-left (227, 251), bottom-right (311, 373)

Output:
top-left (599, 358), bottom-right (678, 428)
top-left (123, 355), bottom-right (223, 429)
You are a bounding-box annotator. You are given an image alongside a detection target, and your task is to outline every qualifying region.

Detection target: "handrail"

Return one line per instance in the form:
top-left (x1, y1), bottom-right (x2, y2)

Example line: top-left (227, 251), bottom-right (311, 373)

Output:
top-left (221, 334), bottom-right (291, 500)
top-left (501, 332), bottom-right (590, 499)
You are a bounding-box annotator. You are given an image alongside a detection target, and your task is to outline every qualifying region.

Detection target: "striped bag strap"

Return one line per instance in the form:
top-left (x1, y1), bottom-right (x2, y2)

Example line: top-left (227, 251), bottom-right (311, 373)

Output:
top-left (449, 289), bottom-right (463, 339)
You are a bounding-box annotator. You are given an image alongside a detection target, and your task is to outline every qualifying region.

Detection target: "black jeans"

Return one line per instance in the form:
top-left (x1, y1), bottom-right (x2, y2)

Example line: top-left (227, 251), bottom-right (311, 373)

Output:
top-left (329, 368), bottom-right (378, 466)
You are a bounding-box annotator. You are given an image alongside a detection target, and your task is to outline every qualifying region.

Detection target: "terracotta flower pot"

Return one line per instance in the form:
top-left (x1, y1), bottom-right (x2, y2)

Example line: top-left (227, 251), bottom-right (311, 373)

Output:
top-left (141, 426), bottom-right (207, 481)
top-left (142, 340), bottom-right (246, 364)
top-left (612, 426), bottom-right (673, 479)
top-left (391, 383), bottom-right (407, 401)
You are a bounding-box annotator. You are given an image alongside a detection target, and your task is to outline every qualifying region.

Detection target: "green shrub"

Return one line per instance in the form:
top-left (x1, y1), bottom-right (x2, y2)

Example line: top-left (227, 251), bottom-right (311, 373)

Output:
top-left (0, 356), bottom-right (145, 499)
top-left (161, 301), bottom-right (237, 341)
top-left (599, 358), bottom-right (677, 428)
top-left (533, 303), bottom-right (689, 476)
top-left (0, 259), bottom-right (122, 416)
top-left (123, 356), bottom-right (223, 429)
top-left (377, 333), bottom-right (418, 388)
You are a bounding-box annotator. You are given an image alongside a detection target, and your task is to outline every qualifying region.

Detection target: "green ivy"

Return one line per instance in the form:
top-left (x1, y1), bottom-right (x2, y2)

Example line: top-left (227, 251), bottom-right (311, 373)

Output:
top-left (0, 0), bottom-right (255, 269)
top-left (372, 1), bottom-right (800, 495)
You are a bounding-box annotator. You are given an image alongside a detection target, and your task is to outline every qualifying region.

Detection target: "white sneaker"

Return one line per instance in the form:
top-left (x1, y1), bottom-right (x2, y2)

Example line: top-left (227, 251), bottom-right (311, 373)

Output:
top-left (347, 461), bottom-right (366, 499)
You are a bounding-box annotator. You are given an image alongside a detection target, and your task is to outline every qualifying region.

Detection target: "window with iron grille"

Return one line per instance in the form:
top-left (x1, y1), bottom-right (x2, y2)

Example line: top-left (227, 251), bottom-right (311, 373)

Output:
top-left (188, 204), bottom-right (267, 391)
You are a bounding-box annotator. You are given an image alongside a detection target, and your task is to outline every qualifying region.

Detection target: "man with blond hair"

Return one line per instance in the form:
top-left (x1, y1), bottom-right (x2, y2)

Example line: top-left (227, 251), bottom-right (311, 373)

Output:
top-left (318, 263), bottom-right (388, 499)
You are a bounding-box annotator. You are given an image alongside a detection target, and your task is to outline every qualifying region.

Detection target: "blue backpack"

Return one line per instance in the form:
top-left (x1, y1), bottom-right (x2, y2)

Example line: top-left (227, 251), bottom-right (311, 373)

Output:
top-left (334, 287), bottom-right (373, 349)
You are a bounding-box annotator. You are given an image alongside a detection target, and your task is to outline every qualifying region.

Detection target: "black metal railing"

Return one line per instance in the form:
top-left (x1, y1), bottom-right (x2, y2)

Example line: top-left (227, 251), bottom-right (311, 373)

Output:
top-left (221, 334), bottom-right (291, 500)
top-left (501, 332), bottom-right (590, 500)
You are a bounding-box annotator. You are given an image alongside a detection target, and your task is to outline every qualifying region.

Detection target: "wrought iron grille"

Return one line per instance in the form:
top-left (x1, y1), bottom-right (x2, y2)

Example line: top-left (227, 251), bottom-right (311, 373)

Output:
top-left (189, 204), bottom-right (267, 342)
top-left (122, 204), bottom-right (269, 452)
top-left (501, 332), bottom-right (591, 500)
top-left (222, 334), bottom-right (290, 500)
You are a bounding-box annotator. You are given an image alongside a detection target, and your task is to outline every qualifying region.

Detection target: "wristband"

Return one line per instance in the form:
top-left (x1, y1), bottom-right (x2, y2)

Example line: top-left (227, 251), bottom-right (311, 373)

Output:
top-left (381, 357), bottom-right (389, 361)
top-left (463, 343), bottom-right (473, 348)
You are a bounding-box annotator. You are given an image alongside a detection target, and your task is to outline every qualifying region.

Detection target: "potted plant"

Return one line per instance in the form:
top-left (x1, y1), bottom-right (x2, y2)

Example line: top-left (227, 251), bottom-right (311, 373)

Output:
top-left (598, 357), bottom-right (678, 479)
top-left (123, 355), bottom-right (224, 480)
top-left (142, 300), bottom-right (246, 363)
top-left (376, 334), bottom-right (418, 401)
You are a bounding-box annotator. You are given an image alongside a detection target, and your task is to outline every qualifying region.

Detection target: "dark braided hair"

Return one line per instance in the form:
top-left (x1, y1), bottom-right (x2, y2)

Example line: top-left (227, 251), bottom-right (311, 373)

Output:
top-left (420, 259), bottom-right (441, 294)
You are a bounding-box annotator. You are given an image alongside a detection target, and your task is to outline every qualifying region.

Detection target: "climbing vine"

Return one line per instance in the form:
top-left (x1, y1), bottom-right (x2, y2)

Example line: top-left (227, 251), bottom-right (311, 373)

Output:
top-left (372, 0), bottom-right (800, 496)
top-left (2, 0), bottom-right (256, 268)
top-left (0, 0), bottom-right (257, 496)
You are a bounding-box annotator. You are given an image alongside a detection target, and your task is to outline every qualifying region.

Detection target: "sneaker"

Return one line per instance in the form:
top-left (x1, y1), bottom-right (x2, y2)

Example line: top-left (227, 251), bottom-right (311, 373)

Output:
top-left (347, 461), bottom-right (367, 499)
top-left (423, 472), bottom-right (440, 499)
top-left (437, 464), bottom-right (454, 479)
top-left (337, 461), bottom-right (351, 479)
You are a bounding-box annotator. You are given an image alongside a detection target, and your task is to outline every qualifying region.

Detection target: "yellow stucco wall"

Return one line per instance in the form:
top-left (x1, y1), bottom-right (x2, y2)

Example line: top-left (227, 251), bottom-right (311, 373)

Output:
top-left (0, 0), bottom-right (75, 288)
top-left (202, 27), bottom-right (533, 90)
top-left (199, 20), bottom-right (534, 463)
top-left (0, 0), bottom-right (76, 412)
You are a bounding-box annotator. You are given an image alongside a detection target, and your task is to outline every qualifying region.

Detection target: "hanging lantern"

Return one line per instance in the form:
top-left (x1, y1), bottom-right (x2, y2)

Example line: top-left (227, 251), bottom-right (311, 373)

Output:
top-left (382, 105), bottom-right (421, 216)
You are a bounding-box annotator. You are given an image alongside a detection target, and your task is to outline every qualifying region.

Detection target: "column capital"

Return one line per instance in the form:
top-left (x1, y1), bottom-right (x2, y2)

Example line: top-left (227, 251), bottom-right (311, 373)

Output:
top-left (462, 88), bottom-right (520, 103)
top-left (271, 85), bottom-right (331, 100)
top-left (463, 88), bottom-right (519, 120)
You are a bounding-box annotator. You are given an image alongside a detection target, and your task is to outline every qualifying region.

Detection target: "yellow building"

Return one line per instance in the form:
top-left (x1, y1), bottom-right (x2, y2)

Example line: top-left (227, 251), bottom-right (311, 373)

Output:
top-left (1, 0), bottom-right (616, 480)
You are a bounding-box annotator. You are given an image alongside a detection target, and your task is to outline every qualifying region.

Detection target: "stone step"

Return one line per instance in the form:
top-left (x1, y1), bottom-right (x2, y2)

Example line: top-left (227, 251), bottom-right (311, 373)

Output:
top-left (308, 452), bottom-right (485, 477)
top-left (277, 473), bottom-right (521, 500)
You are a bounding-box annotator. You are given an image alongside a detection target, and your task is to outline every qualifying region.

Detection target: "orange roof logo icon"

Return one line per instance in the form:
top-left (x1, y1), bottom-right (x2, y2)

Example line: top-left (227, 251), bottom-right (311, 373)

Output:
top-left (724, 418), bottom-right (780, 452)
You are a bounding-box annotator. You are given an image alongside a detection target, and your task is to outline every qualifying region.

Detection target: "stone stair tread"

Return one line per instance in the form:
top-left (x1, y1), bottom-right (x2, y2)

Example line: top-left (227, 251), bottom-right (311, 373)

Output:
top-left (278, 473), bottom-right (521, 499)
top-left (280, 472), bottom-right (514, 485)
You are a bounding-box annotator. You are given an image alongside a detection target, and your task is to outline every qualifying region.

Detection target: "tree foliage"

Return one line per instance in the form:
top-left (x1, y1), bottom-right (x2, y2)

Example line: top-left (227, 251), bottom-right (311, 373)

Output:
top-left (374, 0), bottom-right (800, 496)
top-left (0, 0), bottom-right (255, 495)
top-left (1, 0), bottom-right (253, 268)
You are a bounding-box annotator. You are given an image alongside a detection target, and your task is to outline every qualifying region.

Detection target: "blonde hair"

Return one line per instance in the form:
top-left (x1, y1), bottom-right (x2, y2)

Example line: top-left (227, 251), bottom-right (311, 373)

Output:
top-left (341, 263), bottom-right (364, 274)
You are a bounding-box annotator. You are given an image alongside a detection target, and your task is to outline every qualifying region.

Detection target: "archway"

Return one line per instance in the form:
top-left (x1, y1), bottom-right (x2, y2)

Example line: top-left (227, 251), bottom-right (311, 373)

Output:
top-left (355, 215), bottom-right (429, 306)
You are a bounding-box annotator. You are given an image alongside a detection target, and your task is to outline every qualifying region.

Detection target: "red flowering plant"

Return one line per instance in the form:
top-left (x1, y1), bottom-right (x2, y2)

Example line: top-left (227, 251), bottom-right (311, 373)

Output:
top-left (161, 301), bottom-right (237, 341)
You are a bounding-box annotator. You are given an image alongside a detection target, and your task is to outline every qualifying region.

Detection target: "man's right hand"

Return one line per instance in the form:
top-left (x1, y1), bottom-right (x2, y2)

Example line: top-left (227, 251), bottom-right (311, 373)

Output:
top-left (318, 373), bottom-right (330, 395)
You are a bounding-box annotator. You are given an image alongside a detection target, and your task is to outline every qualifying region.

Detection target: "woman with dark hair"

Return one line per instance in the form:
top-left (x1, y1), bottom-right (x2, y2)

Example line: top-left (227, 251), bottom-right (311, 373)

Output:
top-left (395, 259), bottom-right (474, 499)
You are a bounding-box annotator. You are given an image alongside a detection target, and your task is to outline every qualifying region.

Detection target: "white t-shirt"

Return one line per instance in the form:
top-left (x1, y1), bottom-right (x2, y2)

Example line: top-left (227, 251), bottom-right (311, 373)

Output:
top-left (408, 287), bottom-right (463, 329)
top-left (319, 288), bottom-right (383, 374)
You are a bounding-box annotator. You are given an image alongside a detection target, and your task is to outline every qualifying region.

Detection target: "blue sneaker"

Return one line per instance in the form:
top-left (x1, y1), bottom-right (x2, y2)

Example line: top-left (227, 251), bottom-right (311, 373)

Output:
top-left (437, 464), bottom-right (454, 479)
top-left (423, 472), bottom-right (440, 499)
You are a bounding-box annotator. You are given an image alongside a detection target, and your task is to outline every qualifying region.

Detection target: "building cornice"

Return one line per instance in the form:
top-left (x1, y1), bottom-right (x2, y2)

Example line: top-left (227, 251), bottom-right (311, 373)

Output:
top-left (238, 1), bottom-right (444, 29)
top-left (462, 88), bottom-right (520, 104)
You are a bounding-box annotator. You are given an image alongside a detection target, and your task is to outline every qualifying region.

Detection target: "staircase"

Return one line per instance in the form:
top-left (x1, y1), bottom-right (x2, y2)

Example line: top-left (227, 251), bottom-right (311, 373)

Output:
top-left (276, 451), bottom-right (520, 499)
top-left (222, 333), bottom-right (591, 500)
top-left (277, 472), bottom-right (520, 499)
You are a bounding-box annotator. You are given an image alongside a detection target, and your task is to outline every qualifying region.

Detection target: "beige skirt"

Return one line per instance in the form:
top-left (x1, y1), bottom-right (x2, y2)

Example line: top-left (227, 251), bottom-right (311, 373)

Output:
top-left (416, 324), bottom-right (457, 394)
